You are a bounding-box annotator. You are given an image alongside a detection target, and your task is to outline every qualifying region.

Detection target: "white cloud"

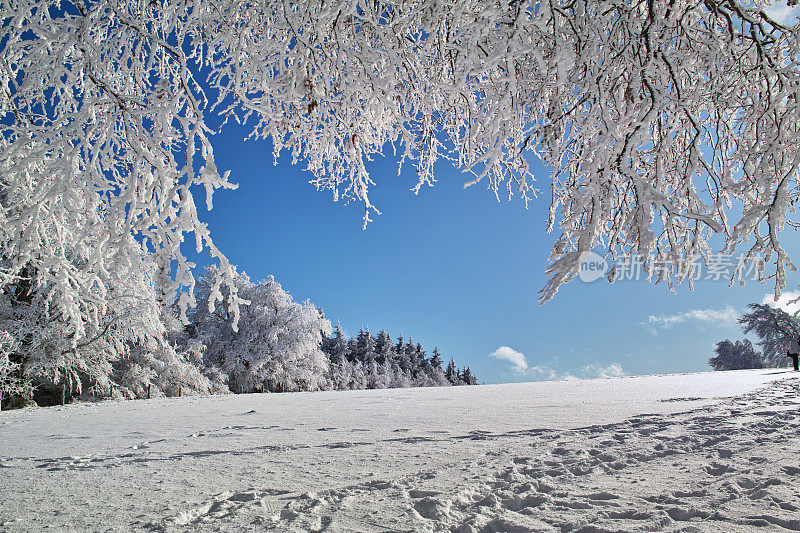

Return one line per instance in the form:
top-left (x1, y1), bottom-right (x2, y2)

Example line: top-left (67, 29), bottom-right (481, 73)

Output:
top-left (582, 363), bottom-right (626, 379)
top-left (762, 291), bottom-right (800, 316)
top-left (527, 364), bottom-right (560, 380)
top-left (489, 346), bottom-right (528, 373)
top-left (512, 358), bottom-right (625, 382)
top-left (644, 306), bottom-right (738, 334)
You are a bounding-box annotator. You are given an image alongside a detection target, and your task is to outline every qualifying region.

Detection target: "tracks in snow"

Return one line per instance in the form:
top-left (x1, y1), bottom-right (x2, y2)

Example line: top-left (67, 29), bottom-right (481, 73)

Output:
top-left (167, 378), bottom-right (800, 532)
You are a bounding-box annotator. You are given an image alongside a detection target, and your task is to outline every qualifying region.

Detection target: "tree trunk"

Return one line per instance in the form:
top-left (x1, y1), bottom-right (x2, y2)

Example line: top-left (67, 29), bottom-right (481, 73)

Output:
top-left (147, 384), bottom-right (151, 399)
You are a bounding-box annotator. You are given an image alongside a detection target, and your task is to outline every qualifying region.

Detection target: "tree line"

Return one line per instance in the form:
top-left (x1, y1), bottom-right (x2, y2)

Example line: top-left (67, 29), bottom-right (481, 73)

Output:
top-left (0, 265), bottom-right (476, 410)
top-left (321, 325), bottom-right (477, 390)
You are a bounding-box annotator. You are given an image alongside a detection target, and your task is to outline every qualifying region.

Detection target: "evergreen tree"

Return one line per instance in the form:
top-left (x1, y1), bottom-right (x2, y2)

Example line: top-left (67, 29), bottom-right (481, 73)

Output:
top-left (394, 336), bottom-right (411, 373)
top-left (463, 367), bottom-right (477, 385)
top-left (349, 361), bottom-right (367, 390)
top-left (355, 328), bottom-right (378, 365)
top-left (322, 329), bottom-right (475, 391)
top-left (414, 342), bottom-right (427, 375)
top-left (445, 359), bottom-right (459, 385)
top-left (394, 335), bottom-right (405, 355)
top-left (346, 337), bottom-right (359, 363)
top-left (404, 340), bottom-right (421, 376)
top-left (375, 330), bottom-right (393, 365)
top-left (321, 322), bottom-right (349, 364)
top-left (430, 347), bottom-right (443, 370)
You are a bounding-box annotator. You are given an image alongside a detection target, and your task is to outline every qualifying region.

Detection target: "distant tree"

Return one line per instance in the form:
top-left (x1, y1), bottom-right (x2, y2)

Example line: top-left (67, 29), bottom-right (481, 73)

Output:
top-left (394, 336), bottom-right (411, 373)
top-left (708, 339), bottom-right (765, 371)
top-left (342, 337), bottom-right (356, 361)
top-left (405, 340), bottom-right (423, 376)
top-left (414, 343), bottom-right (426, 374)
top-left (323, 330), bottom-right (472, 389)
top-left (394, 336), bottom-right (405, 355)
top-left (349, 361), bottom-right (368, 390)
top-left (421, 348), bottom-right (450, 387)
top-left (430, 348), bottom-right (444, 370)
top-left (355, 328), bottom-right (377, 365)
top-left (445, 359), bottom-right (460, 385)
top-left (321, 323), bottom-right (349, 364)
top-left (738, 303), bottom-right (800, 367)
top-left (375, 330), bottom-right (393, 365)
top-left (327, 360), bottom-right (353, 391)
top-left (365, 360), bottom-right (381, 389)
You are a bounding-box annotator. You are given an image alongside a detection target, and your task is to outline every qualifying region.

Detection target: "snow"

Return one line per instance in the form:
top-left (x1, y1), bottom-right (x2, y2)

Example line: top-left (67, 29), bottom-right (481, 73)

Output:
top-left (0, 369), bottom-right (798, 531)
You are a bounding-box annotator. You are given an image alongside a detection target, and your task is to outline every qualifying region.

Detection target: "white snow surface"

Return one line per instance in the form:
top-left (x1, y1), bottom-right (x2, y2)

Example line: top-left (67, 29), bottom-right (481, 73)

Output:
top-left (1, 369), bottom-right (798, 532)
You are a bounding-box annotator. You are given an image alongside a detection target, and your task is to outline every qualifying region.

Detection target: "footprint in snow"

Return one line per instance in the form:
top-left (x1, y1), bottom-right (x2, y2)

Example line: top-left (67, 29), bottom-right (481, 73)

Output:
top-left (407, 490), bottom-right (441, 498)
top-left (705, 462), bottom-right (734, 476)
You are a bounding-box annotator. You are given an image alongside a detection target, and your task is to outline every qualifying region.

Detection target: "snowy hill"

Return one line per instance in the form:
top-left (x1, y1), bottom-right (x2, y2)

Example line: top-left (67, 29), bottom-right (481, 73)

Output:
top-left (1, 369), bottom-right (798, 531)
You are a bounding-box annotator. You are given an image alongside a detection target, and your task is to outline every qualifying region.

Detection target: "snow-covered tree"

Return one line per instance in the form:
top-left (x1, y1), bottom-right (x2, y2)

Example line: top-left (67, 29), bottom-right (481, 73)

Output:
top-left (322, 323), bottom-right (350, 364)
top-left (320, 327), bottom-right (470, 389)
top-left (5, 0), bottom-right (798, 374)
top-left (461, 367), bottom-right (477, 386)
top-left (0, 331), bottom-right (26, 410)
top-left (430, 348), bottom-right (444, 370)
top-left (708, 339), bottom-right (766, 371)
top-left (354, 328), bottom-right (378, 365)
top-left (445, 359), bottom-right (462, 385)
top-left (190, 267), bottom-right (331, 393)
top-left (738, 303), bottom-right (800, 367)
top-left (424, 348), bottom-right (450, 387)
top-left (0, 246), bottom-right (213, 405)
top-left (375, 330), bottom-right (393, 365)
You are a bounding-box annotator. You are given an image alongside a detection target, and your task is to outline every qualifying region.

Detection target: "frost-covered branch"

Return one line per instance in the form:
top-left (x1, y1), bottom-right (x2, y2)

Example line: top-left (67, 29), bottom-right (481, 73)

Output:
top-left (2, 0), bottom-right (799, 344)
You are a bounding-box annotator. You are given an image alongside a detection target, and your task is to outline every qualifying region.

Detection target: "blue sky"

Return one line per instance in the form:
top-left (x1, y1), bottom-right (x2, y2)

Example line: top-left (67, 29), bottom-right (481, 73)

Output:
top-left (188, 121), bottom-right (800, 384)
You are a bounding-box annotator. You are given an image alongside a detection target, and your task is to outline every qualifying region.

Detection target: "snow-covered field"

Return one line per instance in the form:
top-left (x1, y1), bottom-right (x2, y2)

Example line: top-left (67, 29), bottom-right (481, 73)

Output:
top-left (1, 369), bottom-right (798, 532)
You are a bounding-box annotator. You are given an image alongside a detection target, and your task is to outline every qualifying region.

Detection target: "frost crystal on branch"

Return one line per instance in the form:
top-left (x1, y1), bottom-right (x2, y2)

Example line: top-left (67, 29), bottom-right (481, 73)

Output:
top-left (2, 0), bottom-right (799, 352)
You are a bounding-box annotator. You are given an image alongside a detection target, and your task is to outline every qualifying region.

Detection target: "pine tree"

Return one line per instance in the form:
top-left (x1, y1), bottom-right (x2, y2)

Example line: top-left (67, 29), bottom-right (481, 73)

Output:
top-left (394, 336), bottom-right (411, 373)
top-left (355, 328), bottom-right (377, 365)
top-left (445, 359), bottom-right (459, 385)
top-left (463, 367), bottom-right (477, 385)
top-left (430, 347), bottom-right (443, 370)
top-left (394, 335), bottom-right (405, 355)
top-left (321, 329), bottom-right (475, 391)
top-left (321, 322), bottom-right (349, 364)
top-left (375, 329), bottom-right (393, 365)
top-left (414, 342), bottom-right (427, 375)
top-left (349, 361), bottom-right (367, 390)
top-left (346, 337), bottom-right (359, 363)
